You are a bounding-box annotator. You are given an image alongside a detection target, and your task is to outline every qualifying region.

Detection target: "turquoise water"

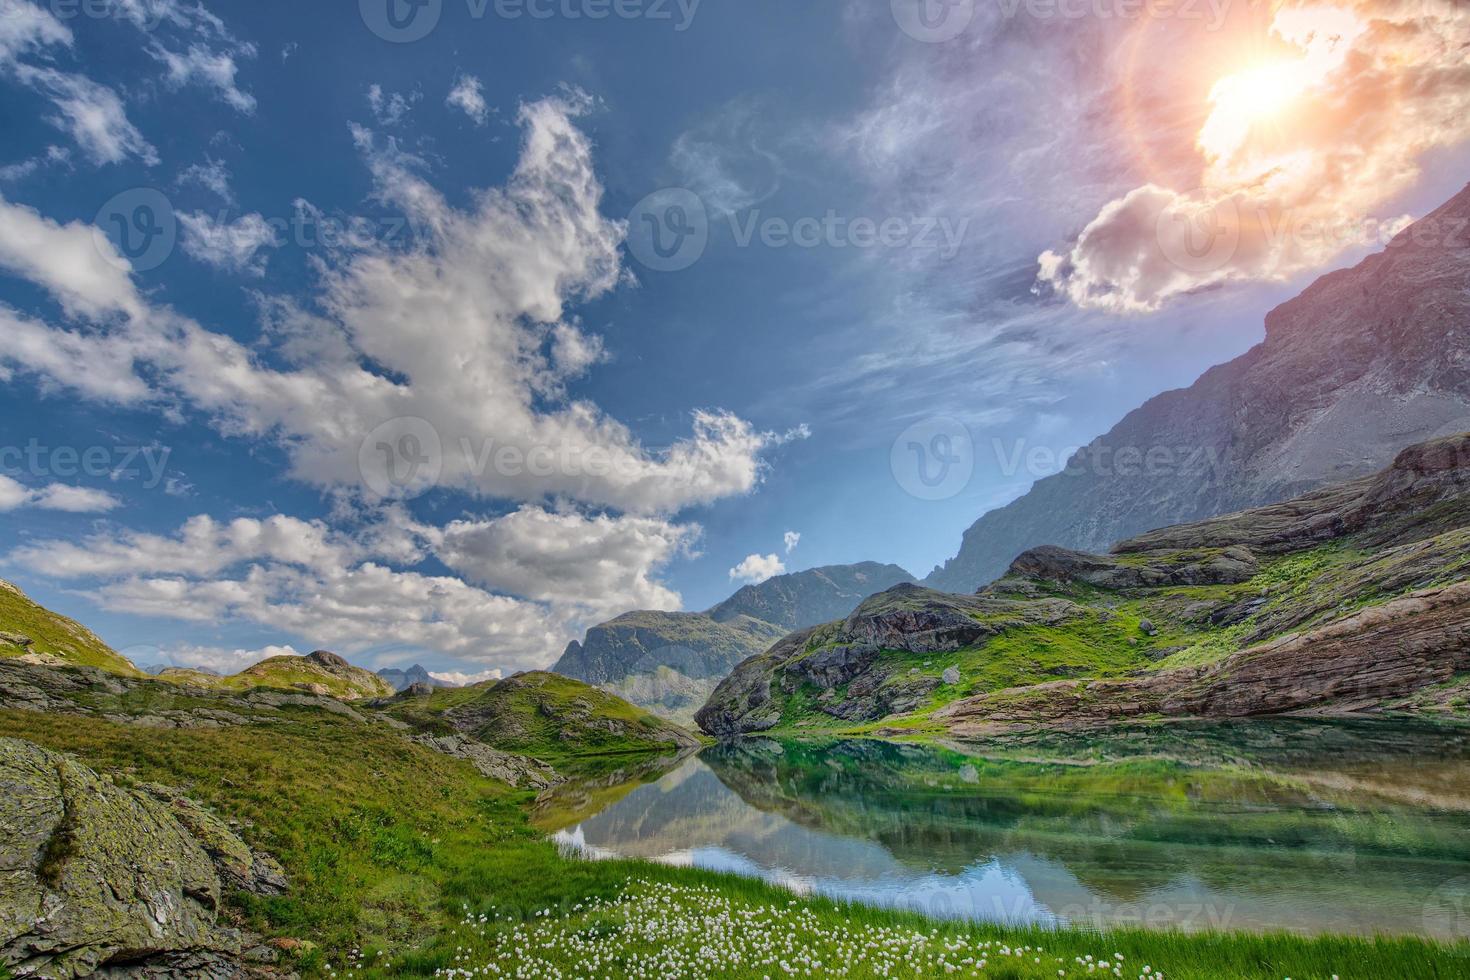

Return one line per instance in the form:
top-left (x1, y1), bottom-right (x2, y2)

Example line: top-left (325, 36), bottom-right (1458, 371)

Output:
top-left (536, 720), bottom-right (1470, 939)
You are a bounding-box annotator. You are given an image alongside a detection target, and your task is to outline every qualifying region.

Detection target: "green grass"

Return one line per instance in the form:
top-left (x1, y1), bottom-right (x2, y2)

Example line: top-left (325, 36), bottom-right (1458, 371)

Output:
top-left (2, 708), bottom-right (1466, 978)
top-left (384, 670), bottom-right (695, 764)
top-left (0, 581), bottom-right (141, 675)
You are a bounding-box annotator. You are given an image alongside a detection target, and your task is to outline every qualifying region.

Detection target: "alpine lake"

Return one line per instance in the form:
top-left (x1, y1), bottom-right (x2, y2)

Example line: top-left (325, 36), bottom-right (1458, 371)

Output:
top-left (532, 719), bottom-right (1470, 941)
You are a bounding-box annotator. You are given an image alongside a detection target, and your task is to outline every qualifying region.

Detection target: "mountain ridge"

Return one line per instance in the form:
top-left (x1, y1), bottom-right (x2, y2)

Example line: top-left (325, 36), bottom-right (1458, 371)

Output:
top-left (698, 432), bottom-right (1470, 736)
top-left (926, 182), bottom-right (1470, 592)
top-left (553, 561), bottom-right (915, 723)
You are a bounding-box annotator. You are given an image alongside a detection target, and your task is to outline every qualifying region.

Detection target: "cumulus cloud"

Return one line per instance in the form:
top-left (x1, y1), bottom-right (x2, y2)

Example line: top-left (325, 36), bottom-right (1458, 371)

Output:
top-left (446, 74), bottom-right (490, 125)
top-left (1039, 0), bottom-right (1470, 313)
top-left (0, 94), bottom-right (773, 514)
top-left (428, 668), bottom-right (502, 687)
top-left (435, 507), bottom-right (697, 621)
top-left (179, 210), bottom-right (276, 274)
top-left (0, 475), bottom-right (120, 513)
top-left (783, 530), bottom-right (800, 554)
top-left (158, 643), bottom-right (302, 675)
top-left (9, 511), bottom-right (571, 671)
top-left (0, 91), bottom-right (800, 673)
top-left (729, 552), bottom-right (785, 585)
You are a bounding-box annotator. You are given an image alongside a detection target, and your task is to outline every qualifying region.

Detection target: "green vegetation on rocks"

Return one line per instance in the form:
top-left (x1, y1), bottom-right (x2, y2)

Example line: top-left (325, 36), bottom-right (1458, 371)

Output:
top-left (699, 434), bottom-right (1470, 736)
top-left (0, 580), bottom-right (141, 676)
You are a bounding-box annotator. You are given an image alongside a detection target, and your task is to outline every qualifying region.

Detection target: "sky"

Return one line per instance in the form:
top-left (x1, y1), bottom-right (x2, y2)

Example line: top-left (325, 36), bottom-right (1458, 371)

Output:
top-left (1, 0), bottom-right (1467, 681)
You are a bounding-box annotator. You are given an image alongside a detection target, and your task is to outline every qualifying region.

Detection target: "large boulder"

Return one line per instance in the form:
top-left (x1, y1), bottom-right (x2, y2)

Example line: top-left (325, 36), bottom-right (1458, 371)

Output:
top-left (0, 738), bottom-right (279, 978)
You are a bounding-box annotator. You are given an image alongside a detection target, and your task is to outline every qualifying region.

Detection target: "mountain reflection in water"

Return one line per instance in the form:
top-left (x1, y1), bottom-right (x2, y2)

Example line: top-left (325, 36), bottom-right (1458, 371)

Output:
top-left (534, 720), bottom-right (1470, 938)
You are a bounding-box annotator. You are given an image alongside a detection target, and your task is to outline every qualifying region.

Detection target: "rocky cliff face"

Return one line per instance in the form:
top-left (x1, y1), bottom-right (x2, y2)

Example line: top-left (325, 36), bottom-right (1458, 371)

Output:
top-left (553, 563), bottom-right (914, 722)
top-left (0, 738), bottom-right (286, 979)
top-left (699, 434), bottom-right (1470, 736)
top-left (927, 182), bottom-right (1470, 593)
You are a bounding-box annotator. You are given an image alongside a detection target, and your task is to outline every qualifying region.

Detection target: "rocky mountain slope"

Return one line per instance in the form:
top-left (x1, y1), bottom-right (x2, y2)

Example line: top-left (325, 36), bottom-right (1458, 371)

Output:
top-left (698, 434), bottom-right (1470, 736)
top-left (927, 183), bottom-right (1470, 593)
top-left (553, 562), bottom-right (914, 722)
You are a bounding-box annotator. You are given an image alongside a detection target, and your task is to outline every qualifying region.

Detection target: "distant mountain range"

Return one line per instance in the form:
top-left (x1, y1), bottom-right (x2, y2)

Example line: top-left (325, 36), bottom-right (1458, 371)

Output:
top-left (553, 562), bottom-right (915, 722)
top-left (377, 664), bottom-right (456, 692)
top-left (926, 182), bottom-right (1470, 593)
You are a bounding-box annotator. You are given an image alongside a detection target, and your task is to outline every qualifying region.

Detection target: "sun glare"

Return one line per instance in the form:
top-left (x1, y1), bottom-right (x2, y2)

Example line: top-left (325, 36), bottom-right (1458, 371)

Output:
top-left (1197, 5), bottom-right (1365, 171)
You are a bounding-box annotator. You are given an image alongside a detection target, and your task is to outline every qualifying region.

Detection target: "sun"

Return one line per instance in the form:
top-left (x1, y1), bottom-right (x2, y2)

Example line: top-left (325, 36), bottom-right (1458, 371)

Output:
top-left (1196, 4), bottom-right (1365, 172)
top-left (1198, 59), bottom-right (1312, 162)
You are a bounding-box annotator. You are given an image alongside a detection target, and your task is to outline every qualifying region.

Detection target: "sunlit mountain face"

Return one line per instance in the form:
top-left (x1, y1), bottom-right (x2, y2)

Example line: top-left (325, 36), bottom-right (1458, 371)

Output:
top-left (0, 0), bottom-right (1465, 686)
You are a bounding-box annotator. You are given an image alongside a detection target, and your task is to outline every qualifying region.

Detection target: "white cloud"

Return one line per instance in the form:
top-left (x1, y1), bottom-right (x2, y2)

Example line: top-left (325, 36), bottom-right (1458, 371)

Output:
top-left (178, 210), bottom-right (276, 274)
top-left (0, 94), bottom-right (773, 514)
top-left (1038, 0), bottom-right (1470, 313)
top-left (11, 514), bottom-right (359, 579)
top-left (435, 506), bottom-right (697, 621)
top-left (178, 157), bottom-right (234, 202)
top-left (11, 66), bottom-right (158, 166)
top-left (446, 74), bottom-right (490, 126)
top-left (158, 643), bottom-right (302, 675)
top-left (783, 530), bottom-right (800, 554)
top-left (9, 511), bottom-right (572, 671)
top-left (148, 40), bottom-right (257, 114)
top-left (729, 553), bottom-right (785, 585)
top-left (0, 0), bottom-right (71, 63)
top-left (0, 475), bottom-right (120, 513)
top-left (429, 668), bottom-right (502, 687)
top-left (368, 84), bottom-right (419, 126)
top-left (0, 194), bottom-right (145, 320)
top-left (0, 92), bottom-right (801, 674)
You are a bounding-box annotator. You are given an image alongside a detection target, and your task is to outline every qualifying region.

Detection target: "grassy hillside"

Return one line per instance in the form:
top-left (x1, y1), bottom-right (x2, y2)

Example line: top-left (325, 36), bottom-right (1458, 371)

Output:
top-left (385, 670), bottom-right (699, 764)
top-left (0, 579), bottom-right (141, 676)
top-left (1, 696), bottom-right (1465, 979)
top-left (210, 650), bottom-right (395, 700)
top-left (701, 435), bottom-right (1470, 736)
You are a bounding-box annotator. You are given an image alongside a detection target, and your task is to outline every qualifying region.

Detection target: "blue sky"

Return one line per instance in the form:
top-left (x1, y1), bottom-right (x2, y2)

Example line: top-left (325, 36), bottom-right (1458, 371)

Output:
top-left (1, 0), bottom-right (1467, 680)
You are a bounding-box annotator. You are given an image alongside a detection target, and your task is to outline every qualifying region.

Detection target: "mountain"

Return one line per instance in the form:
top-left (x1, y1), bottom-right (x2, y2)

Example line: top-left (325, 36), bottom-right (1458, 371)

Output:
top-left (553, 562), bottom-right (915, 722)
top-left (210, 649), bottom-right (395, 701)
top-left (0, 585), bottom-right (401, 702)
top-left (382, 670), bottom-right (699, 766)
top-left (0, 579), bottom-right (142, 676)
top-left (927, 183), bottom-right (1470, 593)
top-left (698, 433), bottom-right (1470, 736)
top-left (378, 663), bottom-right (455, 691)
top-left (708, 562), bottom-right (920, 628)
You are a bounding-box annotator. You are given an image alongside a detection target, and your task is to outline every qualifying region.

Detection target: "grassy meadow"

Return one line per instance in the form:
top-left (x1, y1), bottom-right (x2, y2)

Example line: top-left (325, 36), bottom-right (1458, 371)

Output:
top-left (2, 706), bottom-right (1467, 979)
